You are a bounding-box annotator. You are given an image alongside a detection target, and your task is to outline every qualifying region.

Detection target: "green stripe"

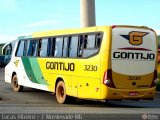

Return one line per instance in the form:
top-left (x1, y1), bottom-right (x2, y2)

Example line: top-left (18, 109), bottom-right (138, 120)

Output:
top-left (22, 57), bottom-right (48, 85)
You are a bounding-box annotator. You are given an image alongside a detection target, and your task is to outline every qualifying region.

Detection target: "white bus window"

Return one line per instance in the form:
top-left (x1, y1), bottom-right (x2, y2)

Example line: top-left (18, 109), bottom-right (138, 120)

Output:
top-left (51, 38), bottom-right (56, 57)
top-left (33, 40), bottom-right (38, 57)
top-left (47, 38), bottom-right (52, 57)
top-left (63, 37), bottom-right (69, 57)
top-left (40, 38), bottom-right (48, 57)
top-left (95, 34), bottom-right (102, 48)
top-left (26, 40), bottom-right (32, 56)
top-left (16, 41), bottom-right (25, 56)
top-left (69, 36), bottom-right (78, 57)
top-left (82, 34), bottom-right (99, 57)
top-left (26, 40), bottom-right (37, 56)
top-left (55, 37), bottom-right (63, 57)
top-left (87, 35), bottom-right (96, 48)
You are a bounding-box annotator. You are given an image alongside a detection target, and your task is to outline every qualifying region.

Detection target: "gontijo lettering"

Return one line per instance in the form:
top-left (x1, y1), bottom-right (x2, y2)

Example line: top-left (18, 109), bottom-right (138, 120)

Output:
top-left (113, 52), bottom-right (155, 60)
top-left (46, 62), bottom-right (75, 71)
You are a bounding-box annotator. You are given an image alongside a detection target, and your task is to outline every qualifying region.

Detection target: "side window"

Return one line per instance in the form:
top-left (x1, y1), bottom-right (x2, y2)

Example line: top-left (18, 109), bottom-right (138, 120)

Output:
top-left (16, 41), bottom-right (25, 56)
top-left (25, 40), bottom-right (38, 57)
top-left (50, 38), bottom-right (56, 57)
top-left (32, 40), bottom-right (38, 57)
top-left (95, 34), bottom-right (102, 48)
top-left (84, 35), bottom-right (96, 48)
top-left (82, 34), bottom-right (101, 57)
top-left (78, 36), bottom-right (83, 57)
top-left (39, 38), bottom-right (48, 57)
top-left (55, 37), bottom-right (63, 57)
top-left (26, 40), bottom-right (32, 56)
top-left (63, 37), bottom-right (69, 57)
top-left (47, 38), bottom-right (52, 57)
top-left (69, 36), bottom-right (79, 57)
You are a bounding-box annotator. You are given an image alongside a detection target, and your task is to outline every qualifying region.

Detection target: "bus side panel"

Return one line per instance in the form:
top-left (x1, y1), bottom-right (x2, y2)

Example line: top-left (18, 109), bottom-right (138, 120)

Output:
top-left (5, 57), bottom-right (50, 91)
top-left (71, 76), bottom-right (78, 97)
top-left (37, 53), bottom-right (101, 99)
top-left (38, 58), bottom-right (73, 94)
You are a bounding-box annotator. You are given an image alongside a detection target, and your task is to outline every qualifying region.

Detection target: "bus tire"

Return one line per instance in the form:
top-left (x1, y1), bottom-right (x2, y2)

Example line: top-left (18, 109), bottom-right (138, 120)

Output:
top-left (56, 81), bottom-right (68, 104)
top-left (11, 75), bottom-right (23, 92)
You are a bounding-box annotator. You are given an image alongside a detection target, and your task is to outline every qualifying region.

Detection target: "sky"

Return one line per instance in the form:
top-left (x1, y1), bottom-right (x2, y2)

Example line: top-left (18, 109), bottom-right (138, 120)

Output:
top-left (0, 0), bottom-right (160, 43)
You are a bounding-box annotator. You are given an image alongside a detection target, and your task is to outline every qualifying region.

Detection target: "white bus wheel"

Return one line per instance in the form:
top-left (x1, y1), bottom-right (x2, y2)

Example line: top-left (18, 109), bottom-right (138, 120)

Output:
top-left (11, 75), bottom-right (23, 92)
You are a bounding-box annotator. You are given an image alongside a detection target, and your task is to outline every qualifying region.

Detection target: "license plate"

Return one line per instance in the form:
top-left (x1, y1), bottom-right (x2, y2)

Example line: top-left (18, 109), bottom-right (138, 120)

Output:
top-left (129, 92), bottom-right (138, 96)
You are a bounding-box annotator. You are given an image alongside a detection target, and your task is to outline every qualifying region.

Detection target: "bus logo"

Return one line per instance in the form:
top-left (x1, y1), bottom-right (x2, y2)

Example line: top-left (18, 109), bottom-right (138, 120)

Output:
top-left (14, 60), bottom-right (19, 67)
top-left (121, 31), bottom-right (148, 45)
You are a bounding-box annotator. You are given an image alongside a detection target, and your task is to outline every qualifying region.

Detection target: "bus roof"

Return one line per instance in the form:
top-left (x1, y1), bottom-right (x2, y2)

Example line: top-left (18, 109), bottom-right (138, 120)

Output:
top-left (17, 25), bottom-right (154, 40)
top-left (32, 26), bottom-right (100, 38)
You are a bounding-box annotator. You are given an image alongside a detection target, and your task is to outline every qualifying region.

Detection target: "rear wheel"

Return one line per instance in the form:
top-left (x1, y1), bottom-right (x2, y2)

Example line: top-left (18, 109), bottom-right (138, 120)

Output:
top-left (56, 81), bottom-right (68, 104)
top-left (11, 75), bottom-right (23, 92)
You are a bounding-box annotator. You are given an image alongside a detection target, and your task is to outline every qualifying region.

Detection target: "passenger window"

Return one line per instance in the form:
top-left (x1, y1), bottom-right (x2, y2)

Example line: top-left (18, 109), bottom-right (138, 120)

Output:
top-left (95, 34), bottom-right (102, 48)
top-left (47, 38), bottom-right (52, 57)
top-left (26, 40), bottom-right (32, 56)
top-left (51, 38), bottom-right (56, 57)
top-left (32, 40), bottom-right (38, 57)
top-left (77, 36), bottom-right (83, 57)
top-left (63, 37), bottom-right (69, 57)
top-left (82, 34), bottom-right (101, 57)
top-left (86, 35), bottom-right (96, 48)
top-left (40, 38), bottom-right (48, 57)
top-left (26, 40), bottom-right (38, 57)
top-left (16, 41), bottom-right (25, 56)
top-left (69, 36), bottom-right (79, 57)
top-left (55, 37), bottom-right (63, 57)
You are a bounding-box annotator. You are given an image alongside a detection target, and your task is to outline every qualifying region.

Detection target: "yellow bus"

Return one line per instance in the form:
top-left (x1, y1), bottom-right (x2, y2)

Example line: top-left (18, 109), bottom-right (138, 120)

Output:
top-left (5, 25), bottom-right (158, 104)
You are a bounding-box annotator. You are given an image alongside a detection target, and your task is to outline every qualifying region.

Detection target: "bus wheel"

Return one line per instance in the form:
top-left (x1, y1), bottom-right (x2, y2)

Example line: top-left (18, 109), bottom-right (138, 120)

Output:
top-left (11, 75), bottom-right (23, 92)
top-left (56, 81), bottom-right (68, 104)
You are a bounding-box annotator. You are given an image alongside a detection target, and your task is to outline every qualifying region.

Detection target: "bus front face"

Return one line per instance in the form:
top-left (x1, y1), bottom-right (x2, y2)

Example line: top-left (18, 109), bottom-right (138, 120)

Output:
top-left (104, 26), bottom-right (157, 100)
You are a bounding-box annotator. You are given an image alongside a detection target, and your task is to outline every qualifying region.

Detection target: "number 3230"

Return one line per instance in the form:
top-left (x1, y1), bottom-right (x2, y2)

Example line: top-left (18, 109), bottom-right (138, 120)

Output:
top-left (84, 65), bottom-right (98, 71)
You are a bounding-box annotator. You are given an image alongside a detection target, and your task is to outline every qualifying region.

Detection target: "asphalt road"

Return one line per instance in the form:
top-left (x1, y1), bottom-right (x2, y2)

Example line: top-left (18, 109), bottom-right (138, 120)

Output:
top-left (0, 68), bottom-right (160, 119)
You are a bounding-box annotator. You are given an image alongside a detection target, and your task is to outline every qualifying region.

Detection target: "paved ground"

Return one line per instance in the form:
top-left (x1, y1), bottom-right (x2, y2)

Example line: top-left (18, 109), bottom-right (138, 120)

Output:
top-left (0, 68), bottom-right (160, 119)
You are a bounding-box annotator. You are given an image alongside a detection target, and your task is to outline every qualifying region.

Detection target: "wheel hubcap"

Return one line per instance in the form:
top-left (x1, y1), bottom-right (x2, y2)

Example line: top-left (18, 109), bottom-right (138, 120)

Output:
top-left (13, 79), bottom-right (18, 88)
top-left (59, 86), bottom-right (64, 98)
